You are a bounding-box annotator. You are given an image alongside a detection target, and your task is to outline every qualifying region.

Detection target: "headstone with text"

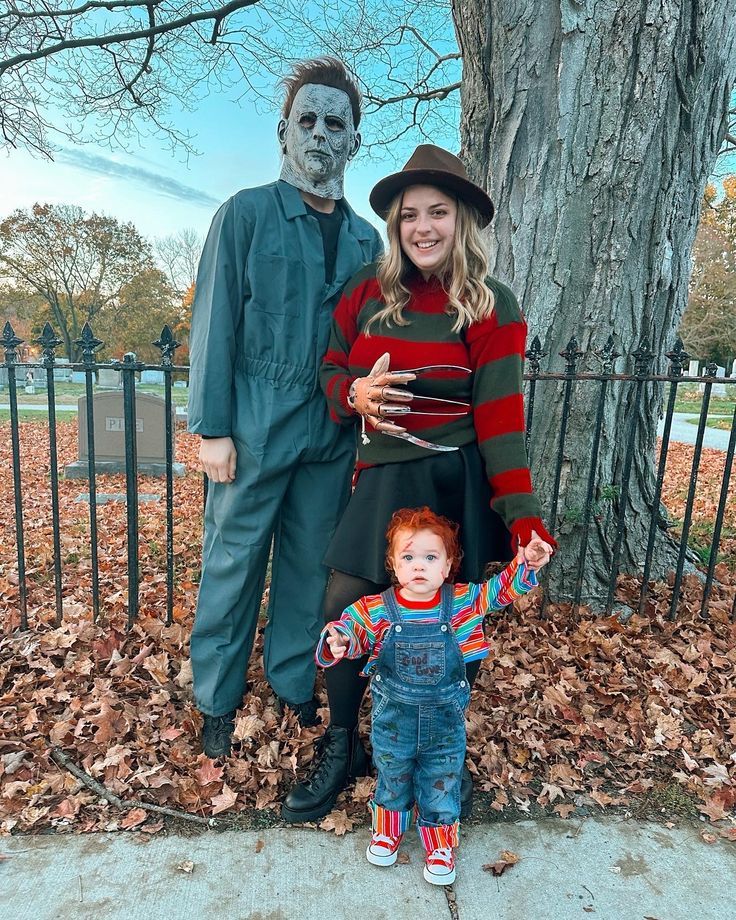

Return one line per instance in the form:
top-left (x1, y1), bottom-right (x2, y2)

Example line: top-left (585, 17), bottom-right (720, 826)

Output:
top-left (687, 359), bottom-right (700, 378)
top-left (64, 391), bottom-right (184, 478)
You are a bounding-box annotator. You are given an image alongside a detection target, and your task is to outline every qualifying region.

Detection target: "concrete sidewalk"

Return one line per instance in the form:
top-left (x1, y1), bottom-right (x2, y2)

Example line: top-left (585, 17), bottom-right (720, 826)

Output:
top-left (1, 817), bottom-right (733, 920)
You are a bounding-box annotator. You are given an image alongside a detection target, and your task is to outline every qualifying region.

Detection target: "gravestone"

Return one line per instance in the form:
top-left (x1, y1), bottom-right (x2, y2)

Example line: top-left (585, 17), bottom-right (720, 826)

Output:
top-left (71, 370), bottom-right (87, 384)
top-left (53, 358), bottom-right (72, 382)
top-left (97, 367), bottom-right (121, 388)
top-left (64, 391), bottom-right (184, 478)
top-left (713, 365), bottom-right (727, 397)
top-left (141, 369), bottom-right (165, 385)
top-left (0, 367), bottom-right (7, 390)
top-left (687, 359), bottom-right (700, 378)
top-left (173, 380), bottom-right (187, 389)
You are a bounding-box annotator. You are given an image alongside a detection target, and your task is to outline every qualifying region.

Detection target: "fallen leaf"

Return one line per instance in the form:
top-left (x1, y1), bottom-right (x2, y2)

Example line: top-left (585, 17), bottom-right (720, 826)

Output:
top-left (175, 860), bottom-right (194, 873)
top-left (700, 831), bottom-right (718, 845)
top-left (195, 758), bottom-right (224, 787)
top-left (319, 810), bottom-right (356, 836)
top-left (255, 839), bottom-right (265, 853)
top-left (397, 852), bottom-right (411, 864)
top-left (120, 808), bottom-right (148, 830)
top-left (210, 783), bottom-right (238, 815)
top-left (482, 850), bottom-right (520, 876)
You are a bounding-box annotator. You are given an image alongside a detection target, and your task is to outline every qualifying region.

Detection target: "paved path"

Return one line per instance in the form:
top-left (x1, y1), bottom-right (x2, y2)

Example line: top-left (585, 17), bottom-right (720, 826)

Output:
top-left (657, 413), bottom-right (733, 450)
top-left (1, 818), bottom-right (733, 920)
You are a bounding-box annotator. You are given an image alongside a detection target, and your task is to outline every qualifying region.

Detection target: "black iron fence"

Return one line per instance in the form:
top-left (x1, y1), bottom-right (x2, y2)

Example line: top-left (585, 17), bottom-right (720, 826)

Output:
top-left (2, 320), bottom-right (735, 631)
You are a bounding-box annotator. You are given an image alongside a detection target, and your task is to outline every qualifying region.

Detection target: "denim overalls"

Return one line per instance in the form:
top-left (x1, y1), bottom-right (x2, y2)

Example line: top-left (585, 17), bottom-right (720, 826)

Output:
top-left (370, 584), bottom-right (470, 840)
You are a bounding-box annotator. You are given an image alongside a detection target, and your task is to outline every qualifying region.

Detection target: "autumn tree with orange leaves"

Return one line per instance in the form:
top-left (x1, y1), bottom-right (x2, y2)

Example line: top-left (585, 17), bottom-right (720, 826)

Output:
top-left (681, 178), bottom-right (736, 367)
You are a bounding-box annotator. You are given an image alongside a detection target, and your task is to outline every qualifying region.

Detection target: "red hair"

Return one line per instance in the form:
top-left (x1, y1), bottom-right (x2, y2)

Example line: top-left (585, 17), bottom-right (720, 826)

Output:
top-left (385, 507), bottom-right (463, 582)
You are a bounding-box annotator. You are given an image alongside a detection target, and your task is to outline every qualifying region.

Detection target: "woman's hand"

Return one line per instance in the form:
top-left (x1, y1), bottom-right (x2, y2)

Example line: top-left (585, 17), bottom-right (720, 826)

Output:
top-left (199, 437), bottom-right (237, 483)
top-left (350, 352), bottom-right (416, 434)
top-left (326, 625), bottom-right (350, 661)
top-left (516, 529), bottom-right (553, 572)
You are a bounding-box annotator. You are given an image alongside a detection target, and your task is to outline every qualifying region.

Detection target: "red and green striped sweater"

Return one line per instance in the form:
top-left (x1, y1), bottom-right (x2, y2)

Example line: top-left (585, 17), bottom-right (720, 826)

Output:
top-left (319, 264), bottom-right (554, 548)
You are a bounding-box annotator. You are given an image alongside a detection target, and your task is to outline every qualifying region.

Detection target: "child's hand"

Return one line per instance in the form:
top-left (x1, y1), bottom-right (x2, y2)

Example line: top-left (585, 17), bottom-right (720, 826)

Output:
top-left (326, 625), bottom-right (349, 661)
top-left (517, 530), bottom-right (553, 572)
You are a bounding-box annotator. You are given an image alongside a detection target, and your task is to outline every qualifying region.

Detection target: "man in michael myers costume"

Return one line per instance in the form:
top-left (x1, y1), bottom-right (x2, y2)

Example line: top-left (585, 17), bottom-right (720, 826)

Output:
top-left (188, 58), bottom-right (383, 758)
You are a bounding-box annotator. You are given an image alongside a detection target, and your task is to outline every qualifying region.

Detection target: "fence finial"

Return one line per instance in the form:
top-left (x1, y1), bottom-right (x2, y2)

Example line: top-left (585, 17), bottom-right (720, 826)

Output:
top-left (35, 323), bottom-right (63, 368)
top-left (74, 322), bottom-right (104, 365)
top-left (665, 338), bottom-right (690, 377)
top-left (153, 325), bottom-right (181, 366)
top-left (2, 321), bottom-right (24, 364)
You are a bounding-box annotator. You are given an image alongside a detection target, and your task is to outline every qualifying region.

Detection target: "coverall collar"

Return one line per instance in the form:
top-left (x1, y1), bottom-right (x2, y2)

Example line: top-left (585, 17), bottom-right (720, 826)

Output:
top-left (276, 180), bottom-right (375, 241)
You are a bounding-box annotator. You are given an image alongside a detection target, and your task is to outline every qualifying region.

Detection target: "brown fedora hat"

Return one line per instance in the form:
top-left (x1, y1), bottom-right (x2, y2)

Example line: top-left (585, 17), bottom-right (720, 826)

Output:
top-left (369, 144), bottom-right (495, 227)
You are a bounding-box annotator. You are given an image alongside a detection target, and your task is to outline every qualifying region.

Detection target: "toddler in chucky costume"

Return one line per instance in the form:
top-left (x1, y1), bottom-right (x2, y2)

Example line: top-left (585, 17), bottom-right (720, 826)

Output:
top-left (316, 506), bottom-right (551, 886)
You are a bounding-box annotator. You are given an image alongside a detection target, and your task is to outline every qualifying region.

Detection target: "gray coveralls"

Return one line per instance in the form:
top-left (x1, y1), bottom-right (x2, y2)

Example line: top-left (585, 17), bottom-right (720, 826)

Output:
top-left (188, 180), bottom-right (383, 716)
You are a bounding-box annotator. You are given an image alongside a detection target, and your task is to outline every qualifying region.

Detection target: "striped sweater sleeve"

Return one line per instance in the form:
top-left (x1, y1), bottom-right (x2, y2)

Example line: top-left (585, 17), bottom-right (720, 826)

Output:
top-left (466, 280), bottom-right (551, 546)
top-left (315, 597), bottom-right (378, 667)
top-left (480, 556), bottom-right (538, 613)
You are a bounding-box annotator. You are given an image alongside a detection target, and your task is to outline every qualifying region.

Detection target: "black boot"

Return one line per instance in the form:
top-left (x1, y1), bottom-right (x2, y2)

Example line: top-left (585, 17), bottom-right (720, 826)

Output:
top-left (460, 764), bottom-right (473, 819)
top-left (201, 710), bottom-right (236, 758)
top-left (281, 725), bottom-right (368, 823)
top-left (275, 695), bottom-right (321, 728)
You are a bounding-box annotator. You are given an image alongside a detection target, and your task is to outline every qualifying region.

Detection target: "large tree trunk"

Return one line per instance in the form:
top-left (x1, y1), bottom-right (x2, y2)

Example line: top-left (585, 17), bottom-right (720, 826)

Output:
top-left (452, 0), bottom-right (736, 606)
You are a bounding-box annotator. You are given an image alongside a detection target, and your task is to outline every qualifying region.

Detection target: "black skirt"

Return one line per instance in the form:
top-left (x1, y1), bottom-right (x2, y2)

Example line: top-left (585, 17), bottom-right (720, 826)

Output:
top-left (324, 442), bottom-right (513, 584)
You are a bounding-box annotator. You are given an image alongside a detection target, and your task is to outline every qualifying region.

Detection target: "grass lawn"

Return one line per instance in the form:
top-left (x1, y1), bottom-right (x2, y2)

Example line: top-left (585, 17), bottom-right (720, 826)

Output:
top-left (0, 409), bottom-right (79, 423)
top-left (0, 380), bottom-right (190, 408)
top-left (684, 417), bottom-right (733, 430)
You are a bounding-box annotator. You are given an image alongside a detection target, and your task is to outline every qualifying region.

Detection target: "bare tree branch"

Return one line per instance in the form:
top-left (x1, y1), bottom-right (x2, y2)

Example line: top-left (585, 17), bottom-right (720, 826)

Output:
top-left (0, 1), bottom-right (258, 75)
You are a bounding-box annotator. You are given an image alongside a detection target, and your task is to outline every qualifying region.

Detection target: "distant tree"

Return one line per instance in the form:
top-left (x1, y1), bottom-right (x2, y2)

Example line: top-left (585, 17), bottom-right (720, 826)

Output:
top-left (95, 267), bottom-right (177, 363)
top-left (681, 180), bottom-right (736, 366)
top-left (0, 203), bottom-right (154, 359)
top-left (172, 282), bottom-right (195, 363)
top-left (154, 230), bottom-right (203, 298)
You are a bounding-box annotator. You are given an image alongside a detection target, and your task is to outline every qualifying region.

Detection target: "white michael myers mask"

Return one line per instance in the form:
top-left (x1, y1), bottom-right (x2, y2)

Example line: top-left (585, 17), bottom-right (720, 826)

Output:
top-left (278, 83), bottom-right (361, 200)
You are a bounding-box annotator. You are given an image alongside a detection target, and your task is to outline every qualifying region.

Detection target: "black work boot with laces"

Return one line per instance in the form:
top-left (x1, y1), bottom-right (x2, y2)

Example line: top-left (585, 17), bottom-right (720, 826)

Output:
top-left (281, 725), bottom-right (368, 823)
top-left (201, 710), bottom-right (236, 758)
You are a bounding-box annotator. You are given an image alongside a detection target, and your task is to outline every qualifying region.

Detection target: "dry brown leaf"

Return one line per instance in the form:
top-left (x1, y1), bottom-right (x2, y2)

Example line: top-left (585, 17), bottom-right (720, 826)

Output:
top-left (482, 850), bottom-right (520, 876)
top-left (319, 809), bottom-right (356, 836)
top-left (120, 808), bottom-right (148, 829)
top-left (210, 783), bottom-right (238, 815)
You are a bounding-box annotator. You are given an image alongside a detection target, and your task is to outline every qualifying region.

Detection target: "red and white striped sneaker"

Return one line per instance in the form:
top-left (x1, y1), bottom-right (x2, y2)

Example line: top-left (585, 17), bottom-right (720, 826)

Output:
top-left (366, 832), bottom-right (404, 866)
top-left (423, 846), bottom-right (456, 885)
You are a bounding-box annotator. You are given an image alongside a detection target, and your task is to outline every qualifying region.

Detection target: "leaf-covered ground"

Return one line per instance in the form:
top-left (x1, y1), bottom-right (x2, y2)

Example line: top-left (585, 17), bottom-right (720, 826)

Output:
top-left (0, 422), bottom-right (734, 836)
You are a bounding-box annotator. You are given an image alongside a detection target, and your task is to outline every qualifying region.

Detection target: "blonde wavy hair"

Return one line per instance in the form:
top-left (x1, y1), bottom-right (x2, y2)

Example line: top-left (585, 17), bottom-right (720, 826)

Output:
top-left (369, 188), bottom-right (494, 334)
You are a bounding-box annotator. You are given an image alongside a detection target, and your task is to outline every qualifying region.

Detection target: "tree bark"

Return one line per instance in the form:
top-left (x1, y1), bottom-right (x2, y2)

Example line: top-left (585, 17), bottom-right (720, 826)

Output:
top-left (452, 0), bottom-right (736, 606)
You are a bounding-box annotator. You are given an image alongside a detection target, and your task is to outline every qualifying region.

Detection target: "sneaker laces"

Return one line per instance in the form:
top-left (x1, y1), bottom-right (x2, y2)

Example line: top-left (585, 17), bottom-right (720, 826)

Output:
top-left (428, 847), bottom-right (454, 866)
top-left (371, 833), bottom-right (400, 848)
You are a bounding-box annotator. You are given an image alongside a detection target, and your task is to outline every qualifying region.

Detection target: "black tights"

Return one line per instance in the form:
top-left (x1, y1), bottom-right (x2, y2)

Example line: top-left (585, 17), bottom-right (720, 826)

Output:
top-left (323, 570), bottom-right (482, 730)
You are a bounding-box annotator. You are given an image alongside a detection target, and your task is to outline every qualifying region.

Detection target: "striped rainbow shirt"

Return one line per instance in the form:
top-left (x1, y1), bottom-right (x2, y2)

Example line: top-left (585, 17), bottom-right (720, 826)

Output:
top-left (316, 557), bottom-right (537, 675)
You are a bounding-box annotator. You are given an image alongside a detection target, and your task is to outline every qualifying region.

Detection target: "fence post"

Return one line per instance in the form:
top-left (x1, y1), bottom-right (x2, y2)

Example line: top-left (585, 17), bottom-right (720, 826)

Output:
top-left (36, 323), bottom-right (64, 625)
top-left (2, 322), bottom-right (27, 629)
top-left (153, 325), bottom-right (181, 626)
top-left (74, 323), bottom-right (104, 622)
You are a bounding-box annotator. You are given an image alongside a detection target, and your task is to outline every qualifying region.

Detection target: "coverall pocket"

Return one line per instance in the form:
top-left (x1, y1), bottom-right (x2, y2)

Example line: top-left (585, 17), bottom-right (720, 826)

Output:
top-left (394, 641), bottom-right (446, 686)
top-left (249, 254), bottom-right (304, 315)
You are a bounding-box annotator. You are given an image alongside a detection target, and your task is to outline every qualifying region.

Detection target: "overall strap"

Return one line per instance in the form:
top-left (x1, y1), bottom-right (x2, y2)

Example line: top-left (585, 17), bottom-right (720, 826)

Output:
top-left (439, 583), bottom-right (455, 624)
top-left (380, 587), bottom-right (402, 625)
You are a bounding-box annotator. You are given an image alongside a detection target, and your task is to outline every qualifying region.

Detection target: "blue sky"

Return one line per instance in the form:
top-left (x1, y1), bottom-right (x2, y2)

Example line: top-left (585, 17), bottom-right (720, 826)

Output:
top-left (0, 92), bottom-right (411, 241)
